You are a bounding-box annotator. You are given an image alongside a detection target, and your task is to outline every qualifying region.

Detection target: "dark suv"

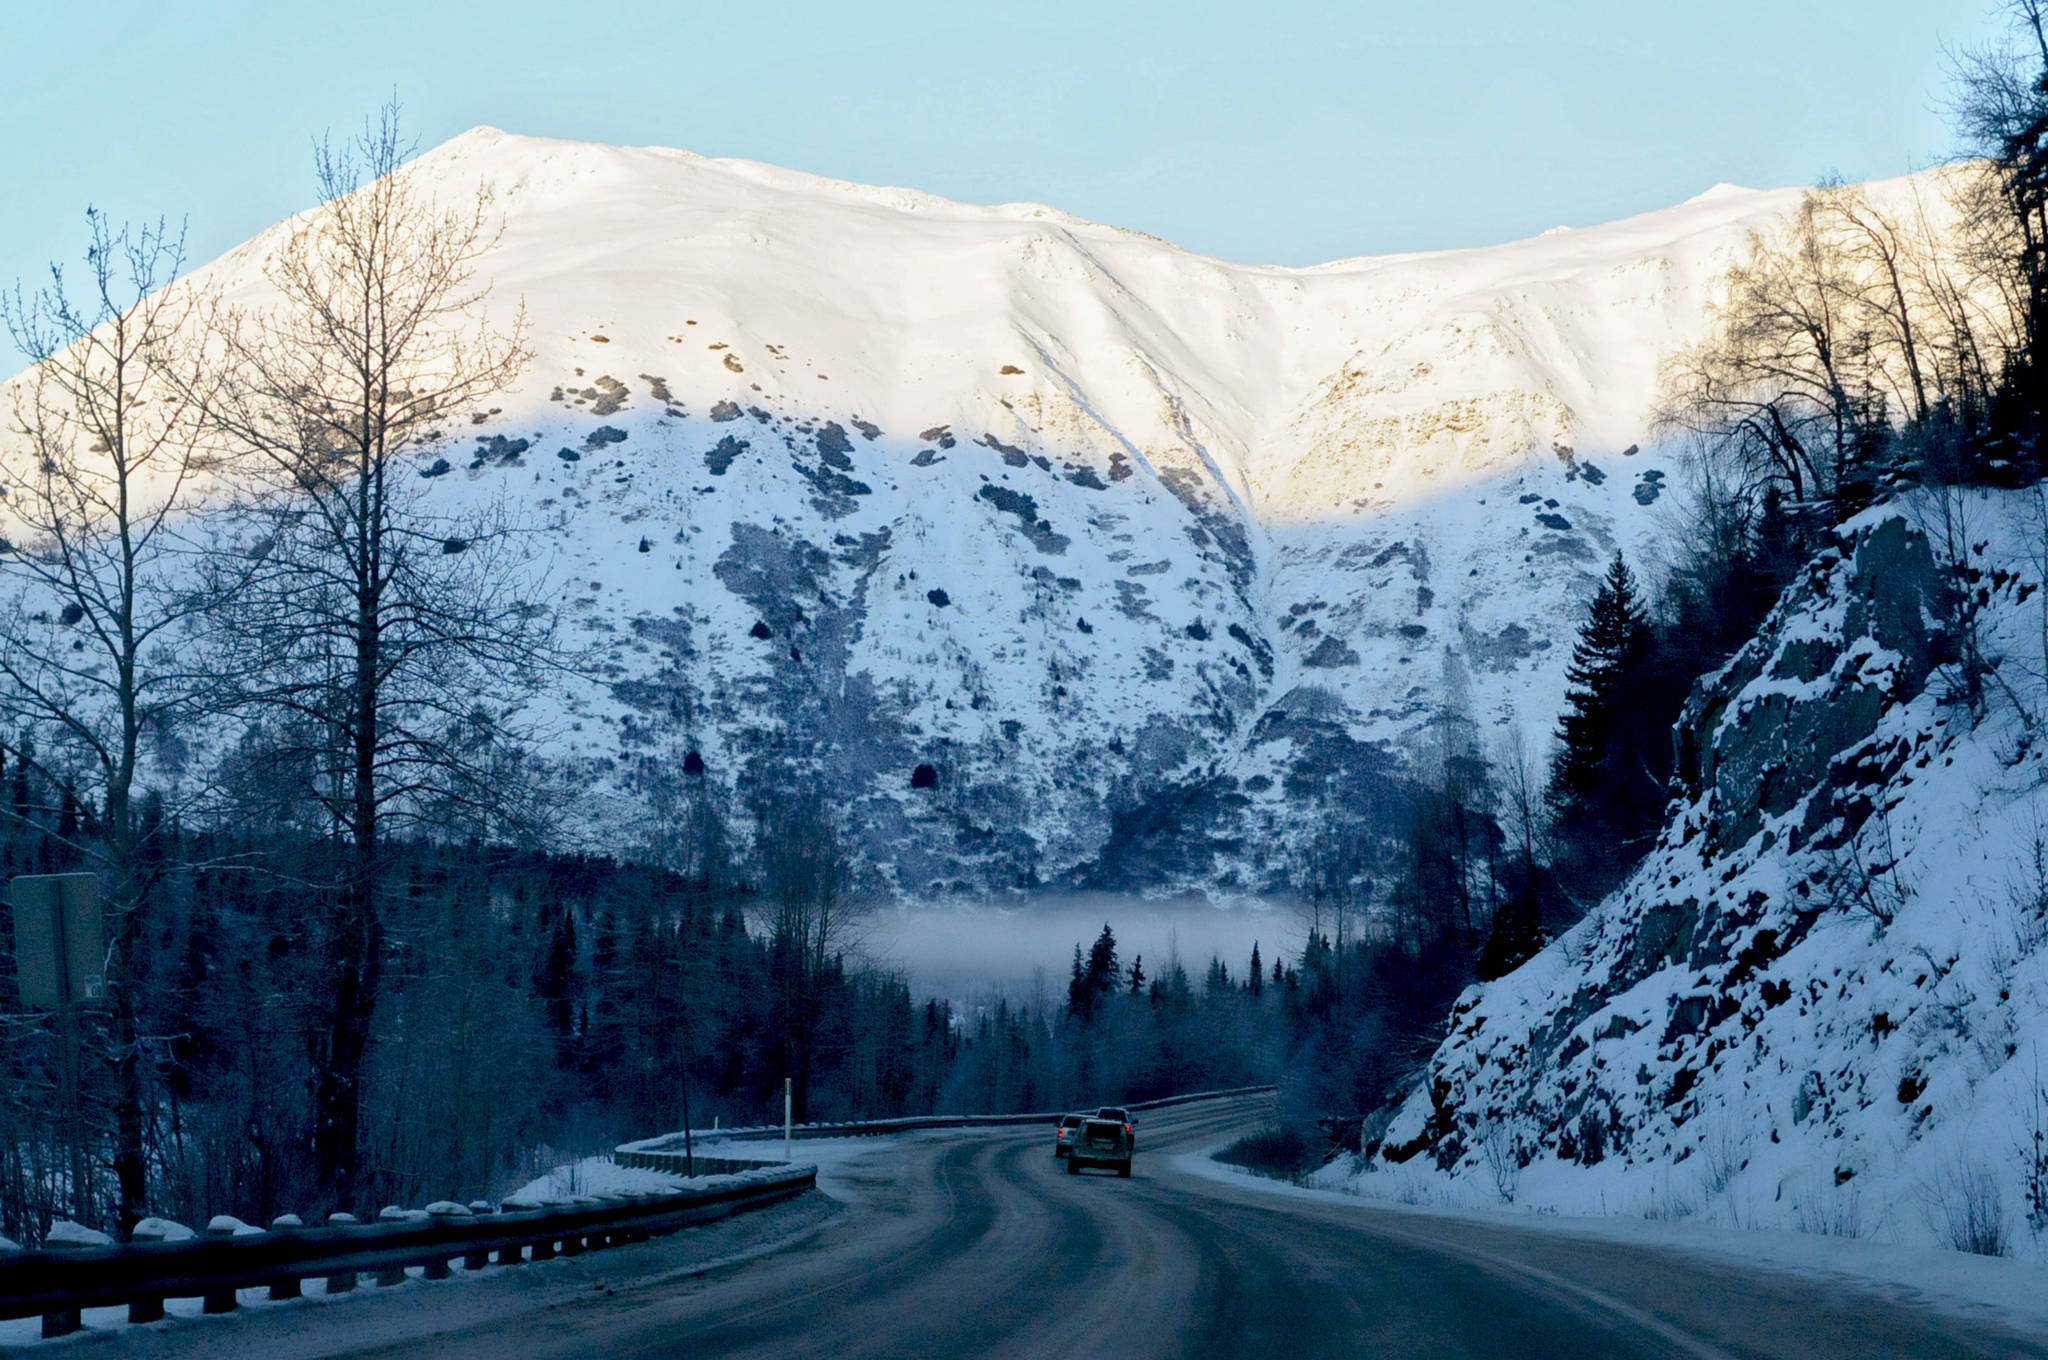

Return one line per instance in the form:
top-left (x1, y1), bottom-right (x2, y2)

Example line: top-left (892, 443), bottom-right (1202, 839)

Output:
top-left (1095, 1106), bottom-right (1136, 1151)
top-left (1066, 1118), bottom-right (1133, 1176)
top-left (1053, 1113), bottom-right (1084, 1158)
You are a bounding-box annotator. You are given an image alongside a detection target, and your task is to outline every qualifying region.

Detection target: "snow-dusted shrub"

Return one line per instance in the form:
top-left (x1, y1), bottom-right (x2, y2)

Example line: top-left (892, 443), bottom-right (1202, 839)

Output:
top-left (2019, 1082), bottom-right (2048, 1237)
top-left (1699, 1117), bottom-right (1750, 1197)
top-left (1816, 798), bottom-right (1913, 930)
top-left (1217, 1126), bottom-right (1322, 1184)
top-left (1640, 1175), bottom-right (1698, 1222)
top-left (2006, 825), bottom-right (2048, 955)
top-left (1475, 1117), bottom-right (1526, 1204)
top-left (1793, 1182), bottom-right (1865, 1239)
top-left (1923, 1155), bottom-right (2010, 1257)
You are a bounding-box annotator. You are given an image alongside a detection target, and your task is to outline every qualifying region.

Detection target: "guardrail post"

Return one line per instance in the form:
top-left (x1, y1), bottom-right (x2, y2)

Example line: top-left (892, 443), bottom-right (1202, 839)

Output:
top-left (375, 1208), bottom-right (413, 1286)
top-left (38, 1252), bottom-right (82, 1339)
top-left (40, 1225), bottom-right (111, 1337)
top-left (267, 1215), bottom-right (306, 1299)
top-left (614, 1193), bottom-right (648, 1244)
top-left (325, 1212), bottom-right (361, 1292)
top-left (202, 1219), bottom-right (246, 1313)
top-left (592, 1196), bottom-right (616, 1248)
top-left (125, 1219), bottom-right (188, 1321)
top-left (494, 1236), bottom-right (526, 1265)
top-left (422, 1203), bottom-right (469, 1279)
top-left (463, 1202), bottom-right (495, 1270)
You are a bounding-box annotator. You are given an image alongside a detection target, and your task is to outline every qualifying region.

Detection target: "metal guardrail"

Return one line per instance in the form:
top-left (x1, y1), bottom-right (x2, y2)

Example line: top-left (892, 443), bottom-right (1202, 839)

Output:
top-left (618, 1084), bottom-right (1279, 1161)
top-left (0, 1163), bottom-right (813, 1340)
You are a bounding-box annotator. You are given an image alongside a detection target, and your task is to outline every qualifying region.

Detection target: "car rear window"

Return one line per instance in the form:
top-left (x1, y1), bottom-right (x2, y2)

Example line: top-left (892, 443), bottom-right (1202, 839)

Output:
top-left (1083, 1120), bottom-right (1122, 1140)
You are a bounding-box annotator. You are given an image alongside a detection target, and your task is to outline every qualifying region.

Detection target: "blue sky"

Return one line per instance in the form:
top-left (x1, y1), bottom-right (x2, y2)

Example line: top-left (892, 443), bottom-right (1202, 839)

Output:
top-left (0, 0), bottom-right (1994, 366)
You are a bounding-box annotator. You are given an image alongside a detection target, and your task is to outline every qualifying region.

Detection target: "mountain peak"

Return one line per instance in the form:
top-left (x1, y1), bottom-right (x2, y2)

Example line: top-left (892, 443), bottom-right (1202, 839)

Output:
top-left (1684, 181), bottom-right (1756, 204)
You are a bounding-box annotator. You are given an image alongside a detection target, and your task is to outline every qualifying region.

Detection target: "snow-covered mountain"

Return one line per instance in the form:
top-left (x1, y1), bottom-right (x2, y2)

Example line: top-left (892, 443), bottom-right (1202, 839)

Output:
top-left (45, 129), bottom-right (1914, 893)
top-left (1354, 491), bottom-right (2048, 1253)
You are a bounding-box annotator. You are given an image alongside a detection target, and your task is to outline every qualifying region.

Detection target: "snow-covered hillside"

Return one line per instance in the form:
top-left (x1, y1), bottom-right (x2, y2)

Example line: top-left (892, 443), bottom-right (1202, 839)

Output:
top-left (1354, 490), bottom-right (2048, 1255)
top-left (17, 128), bottom-right (1926, 893)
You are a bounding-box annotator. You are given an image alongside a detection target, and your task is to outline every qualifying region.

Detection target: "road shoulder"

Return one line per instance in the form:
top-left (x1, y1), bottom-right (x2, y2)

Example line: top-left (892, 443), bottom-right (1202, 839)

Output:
top-left (1169, 1143), bottom-right (2048, 1343)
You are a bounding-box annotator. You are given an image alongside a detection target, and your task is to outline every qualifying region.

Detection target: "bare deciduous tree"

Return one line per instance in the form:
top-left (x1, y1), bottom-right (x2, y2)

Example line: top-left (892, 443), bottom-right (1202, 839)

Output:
top-left (757, 794), bottom-right (866, 1122)
top-left (0, 211), bottom-right (219, 1232)
top-left (1658, 174), bottom-right (2014, 515)
top-left (1657, 194), bottom-right (1862, 508)
top-left (202, 103), bottom-right (548, 1208)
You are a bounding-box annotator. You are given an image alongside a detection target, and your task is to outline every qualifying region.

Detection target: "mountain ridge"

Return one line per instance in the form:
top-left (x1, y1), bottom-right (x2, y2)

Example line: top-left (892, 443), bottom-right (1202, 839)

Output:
top-left (6, 130), bottom-right (1944, 894)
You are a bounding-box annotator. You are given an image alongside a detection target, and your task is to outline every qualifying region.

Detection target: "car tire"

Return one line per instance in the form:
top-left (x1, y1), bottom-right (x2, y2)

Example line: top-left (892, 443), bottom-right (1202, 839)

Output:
top-left (1118, 1163), bottom-right (1131, 1178)
top-left (1067, 1157), bottom-right (1080, 1174)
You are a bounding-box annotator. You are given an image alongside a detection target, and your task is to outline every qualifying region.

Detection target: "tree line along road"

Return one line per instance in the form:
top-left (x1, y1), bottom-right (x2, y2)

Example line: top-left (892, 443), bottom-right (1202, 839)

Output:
top-left (39, 1092), bottom-right (2048, 1359)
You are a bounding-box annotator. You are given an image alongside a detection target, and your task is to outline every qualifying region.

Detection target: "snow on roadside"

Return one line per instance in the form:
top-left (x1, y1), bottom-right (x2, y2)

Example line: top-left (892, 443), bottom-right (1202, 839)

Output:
top-left (504, 1157), bottom-right (691, 1203)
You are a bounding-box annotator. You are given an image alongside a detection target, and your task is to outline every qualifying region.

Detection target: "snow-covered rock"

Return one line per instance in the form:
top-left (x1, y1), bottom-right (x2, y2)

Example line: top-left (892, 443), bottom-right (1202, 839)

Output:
top-left (1359, 491), bottom-right (2048, 1254)
top-left (0, 128), bottom-right (1948, 894)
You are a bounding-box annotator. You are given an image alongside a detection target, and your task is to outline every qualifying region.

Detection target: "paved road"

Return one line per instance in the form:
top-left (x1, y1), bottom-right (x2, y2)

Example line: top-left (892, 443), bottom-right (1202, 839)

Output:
top-left (320, 1093), bottom-right (2045, 1360)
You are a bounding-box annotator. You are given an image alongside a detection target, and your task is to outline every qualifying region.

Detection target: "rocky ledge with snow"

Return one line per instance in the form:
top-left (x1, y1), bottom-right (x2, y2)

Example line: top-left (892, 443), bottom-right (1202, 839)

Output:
top-left (1358, 490), bottom-right (2048, 1252)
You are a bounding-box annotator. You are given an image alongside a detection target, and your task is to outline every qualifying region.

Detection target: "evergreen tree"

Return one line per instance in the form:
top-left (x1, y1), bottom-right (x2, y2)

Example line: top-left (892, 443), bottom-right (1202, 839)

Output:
top-left (1069, 926), bottom-right (1120, 1022)
top-left (1476, 892), bottom-right (1545, 981)
top-left (1248, 943), bottom-right (1263, 999)
top-left (1205, 956), bottom-right (1229, 994)
top-left (1547, 552), bottom-right (1667, 896)
top-left (1550, 553), bottom-right (1650, 815)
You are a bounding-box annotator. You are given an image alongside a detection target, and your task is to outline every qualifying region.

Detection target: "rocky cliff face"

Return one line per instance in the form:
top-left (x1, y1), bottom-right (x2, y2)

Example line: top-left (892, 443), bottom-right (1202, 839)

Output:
top-left (1360, 493), bottom-right (2048, 1249)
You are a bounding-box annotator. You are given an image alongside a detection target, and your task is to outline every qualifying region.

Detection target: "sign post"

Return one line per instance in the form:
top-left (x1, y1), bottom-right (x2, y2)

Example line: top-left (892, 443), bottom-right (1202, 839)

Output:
top-left (10, 873), bottom-right (104, 1223)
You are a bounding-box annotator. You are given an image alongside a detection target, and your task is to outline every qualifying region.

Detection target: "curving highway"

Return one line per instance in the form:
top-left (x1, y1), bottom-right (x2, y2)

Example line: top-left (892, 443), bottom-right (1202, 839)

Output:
top-left (45, 1093), bottom-right (2042, 1358)
top-left (288, 1091), bottom-right (2041, 1360)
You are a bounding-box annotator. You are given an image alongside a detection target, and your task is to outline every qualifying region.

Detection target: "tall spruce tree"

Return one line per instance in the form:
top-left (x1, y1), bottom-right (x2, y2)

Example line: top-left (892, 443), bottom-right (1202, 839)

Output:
top-left (1549, 553), bottom-right (1653, 885)
top-left (1068, 923), bottom-right (1120, 1022)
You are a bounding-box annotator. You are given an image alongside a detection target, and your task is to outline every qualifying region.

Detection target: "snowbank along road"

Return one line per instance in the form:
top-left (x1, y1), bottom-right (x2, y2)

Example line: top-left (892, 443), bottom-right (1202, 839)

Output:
top-left (43, 1091), bottom-right (2048, 1358)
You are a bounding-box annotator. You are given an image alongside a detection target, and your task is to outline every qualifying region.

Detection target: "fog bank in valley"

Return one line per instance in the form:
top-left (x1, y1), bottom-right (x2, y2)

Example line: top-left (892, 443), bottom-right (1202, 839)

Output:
top-left (862, 896), bottom-right (1289, 1005)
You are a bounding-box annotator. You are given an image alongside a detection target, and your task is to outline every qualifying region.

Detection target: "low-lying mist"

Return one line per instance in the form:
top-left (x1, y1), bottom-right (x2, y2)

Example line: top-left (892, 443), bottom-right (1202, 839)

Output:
top-left (861, 895), bottom-right (1291, 1006)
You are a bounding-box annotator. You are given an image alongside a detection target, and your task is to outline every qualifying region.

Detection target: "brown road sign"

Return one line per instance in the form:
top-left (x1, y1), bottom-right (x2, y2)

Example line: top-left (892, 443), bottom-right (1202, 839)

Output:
top-left (10, 873), bottom-right (102, 1009)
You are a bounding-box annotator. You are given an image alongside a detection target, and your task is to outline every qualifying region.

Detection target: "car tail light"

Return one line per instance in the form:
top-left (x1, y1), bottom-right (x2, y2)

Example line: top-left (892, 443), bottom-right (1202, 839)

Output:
top-left (1125, 1123), bottom-right (1133, 1134)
